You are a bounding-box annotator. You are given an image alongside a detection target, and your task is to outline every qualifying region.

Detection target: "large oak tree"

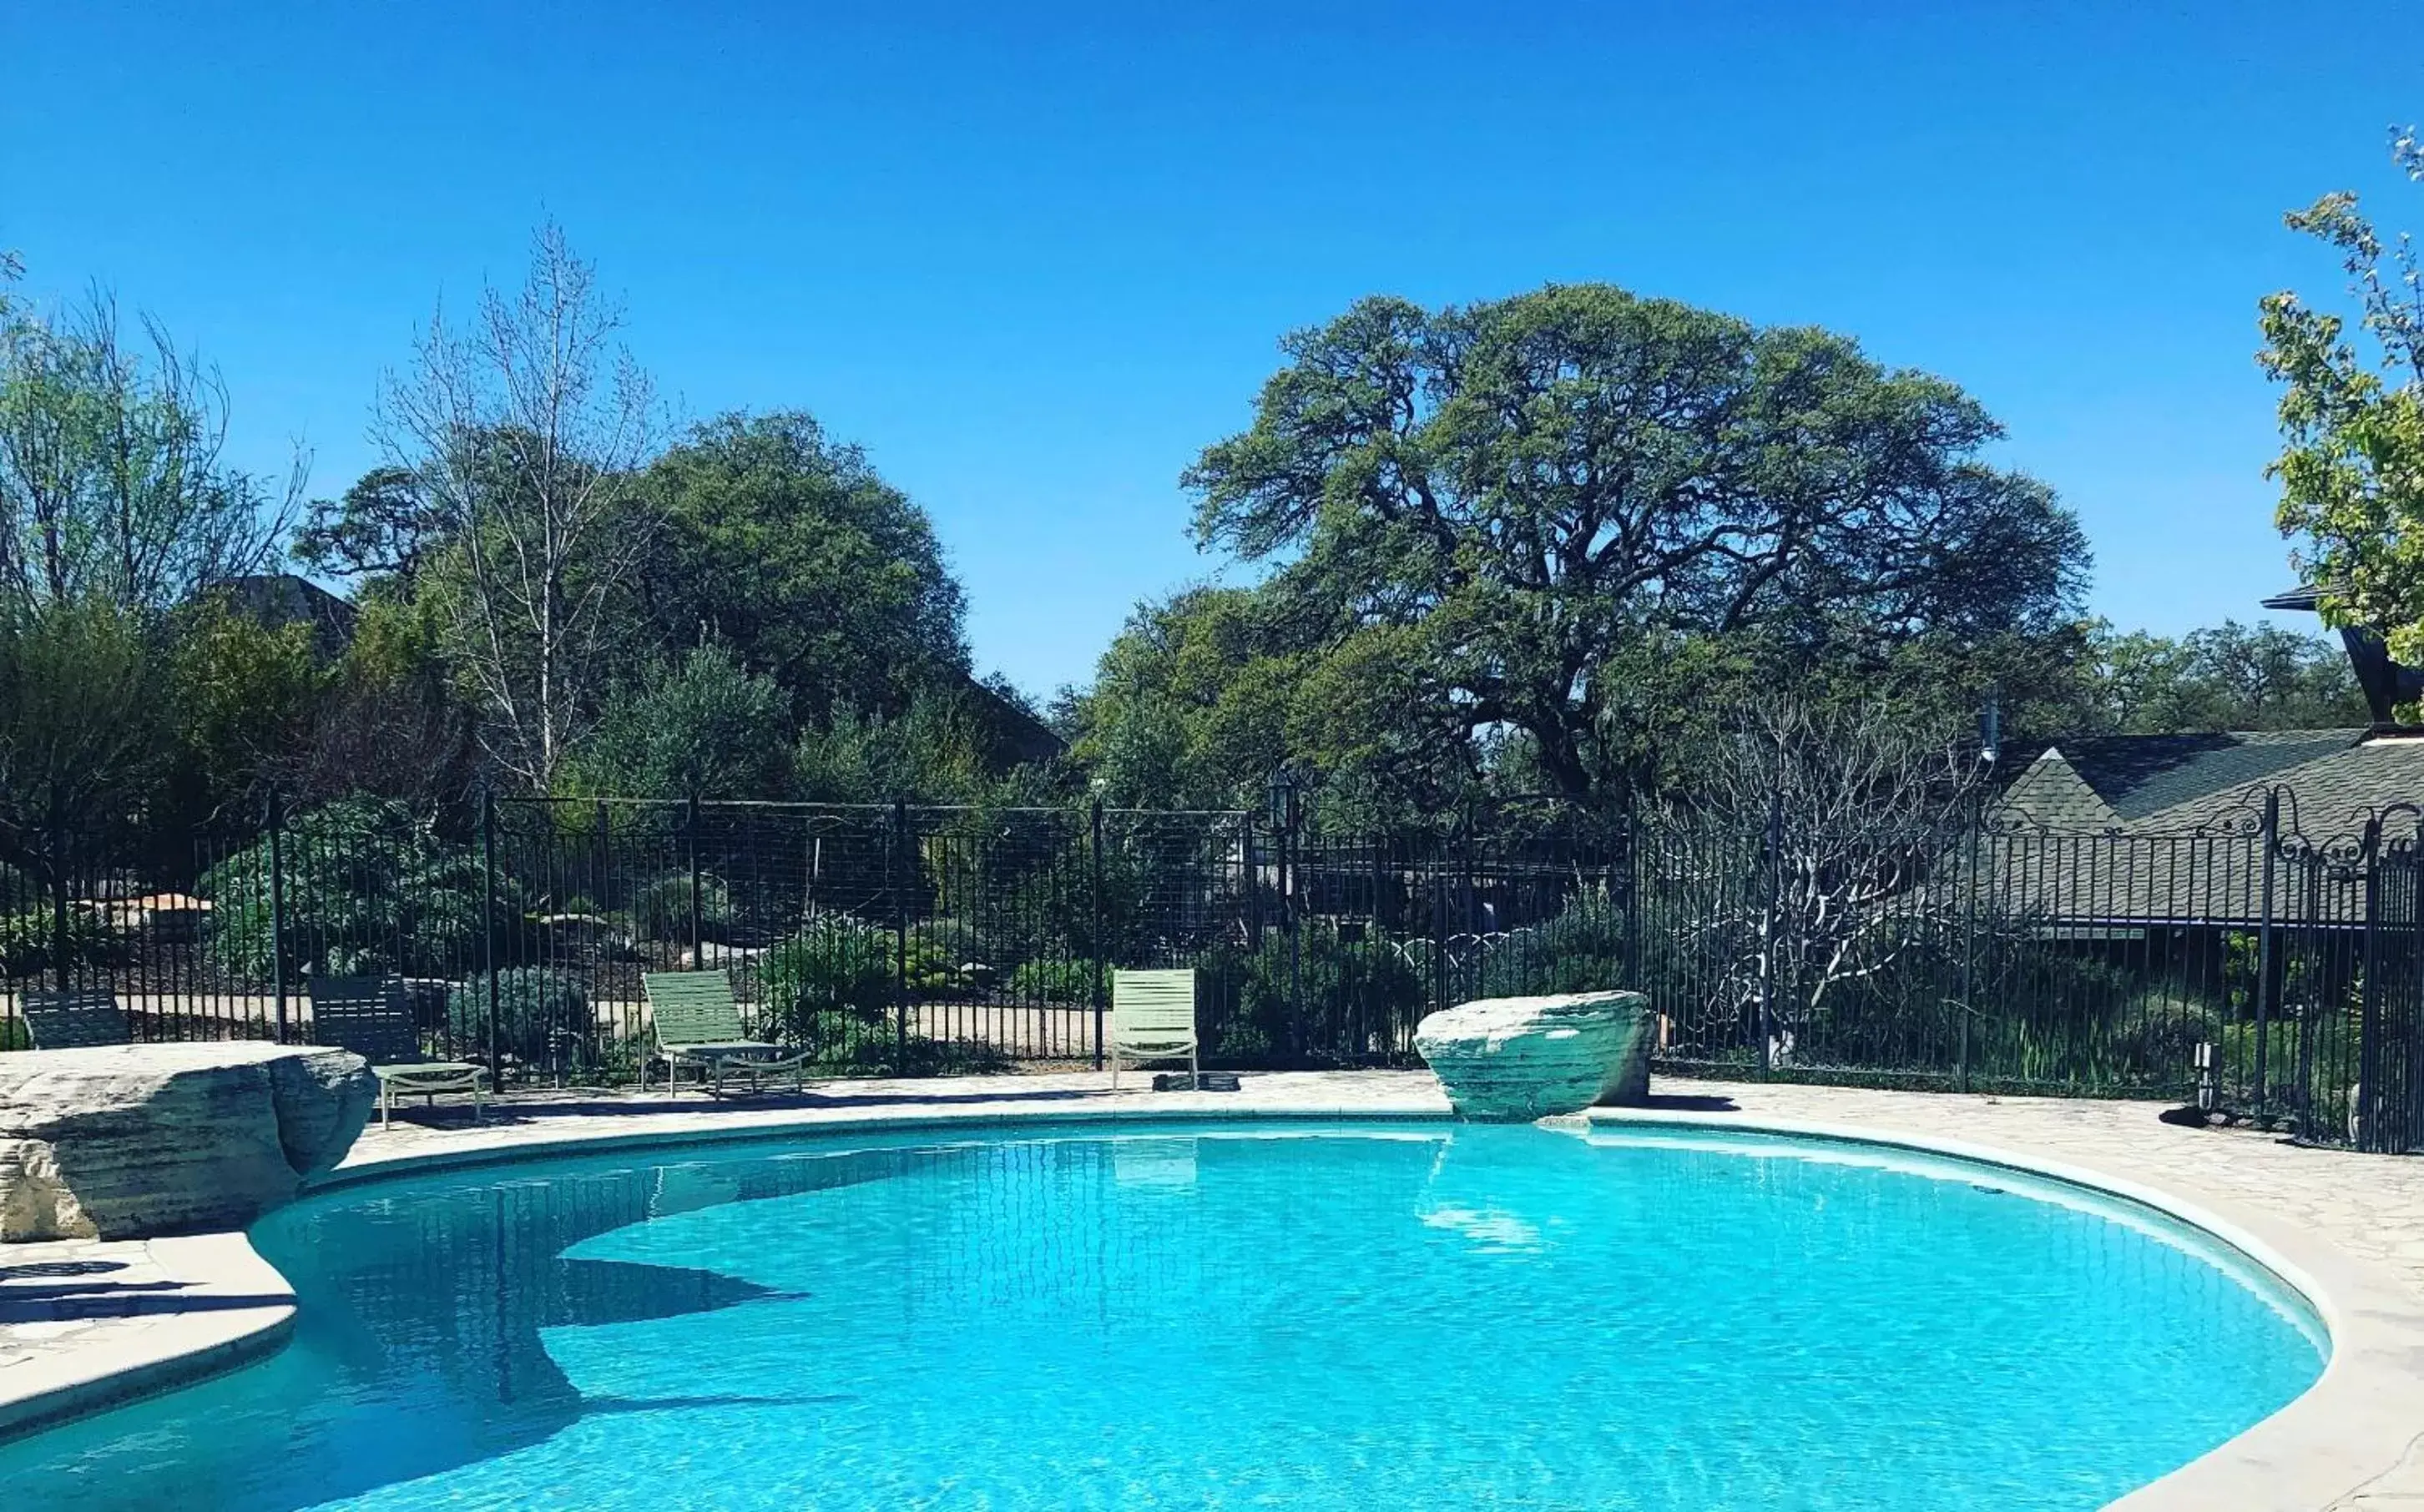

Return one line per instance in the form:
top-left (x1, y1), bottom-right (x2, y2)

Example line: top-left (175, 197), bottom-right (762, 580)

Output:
top-left (1154, 284), bottom-right (2089, 807)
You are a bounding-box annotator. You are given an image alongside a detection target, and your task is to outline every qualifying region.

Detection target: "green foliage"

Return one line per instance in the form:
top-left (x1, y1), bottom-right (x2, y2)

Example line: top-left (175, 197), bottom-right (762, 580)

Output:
top-left (792, 686), bottom-right (1011, 804)
top-left (1476, 888), bottom-right (1628, 997)
top-left (1199, 930), bottom-right (1428, 1065)
top-left (298, 589), bottom-right (479, 809)
top-left (167, 596), bottom-right (329, 817)
top-left (629, 869), bottom-right (735, 944)
top-left (0, 280), bottom-right (295, 614)
top-left (570, 643), bottom-right (792, 800)
top-left (1073, 284), bottom-right (2088, 811)
top-left (637, 411), bottom-right (969, 726)
top-left (200, 795), bottom-right (502, 978)
top-left (2262, 129), bottom-right (2424, 665)
top-left (292, 466), bottom-right (446, 587)
top-left (1006, 956), bottom-right (1098, 1004)
top-left (447, 967), bottom-right (588, 1067)
top-left (1067, 589), bottom-right (1300, 810)
top-left (0, 596), bottom-right (169, 869)
top-left (0, 906), bottom-right (120, 979)
top-left (759, 913), bottom-right (896, 1056)
top-left (2075, 620), bottom-right (2365, 733)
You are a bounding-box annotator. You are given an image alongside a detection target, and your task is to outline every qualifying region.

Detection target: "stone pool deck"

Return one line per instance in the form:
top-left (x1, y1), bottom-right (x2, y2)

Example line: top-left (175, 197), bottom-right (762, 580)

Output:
top-left (3, 1070), bottom-right (2421, 1509)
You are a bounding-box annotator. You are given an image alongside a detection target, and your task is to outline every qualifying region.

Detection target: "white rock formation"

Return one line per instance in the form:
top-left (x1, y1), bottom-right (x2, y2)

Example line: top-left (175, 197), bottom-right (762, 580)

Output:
top-left (1413, 990), bottom-right (1655, 1121)
top-left (0, 1041), bottom-right (376, 1242)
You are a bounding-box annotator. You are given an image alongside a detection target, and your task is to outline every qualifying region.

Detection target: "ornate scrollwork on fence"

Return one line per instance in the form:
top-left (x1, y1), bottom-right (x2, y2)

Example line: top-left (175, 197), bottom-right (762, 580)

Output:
top-left (2193, 791), bottom-right (2271, 840)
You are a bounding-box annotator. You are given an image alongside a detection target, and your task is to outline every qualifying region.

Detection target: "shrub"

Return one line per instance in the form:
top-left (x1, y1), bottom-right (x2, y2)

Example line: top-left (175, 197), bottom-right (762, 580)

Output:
top-left (1475, 887), bottom-right (1627, 998)
top-left (202, 796), bottom-right (508, 979)
top-left (0, 906), bottom-right (122, 980)
top-left (447, 967), bottom-right (589, 1069)
top-left (1007, 956), bottom-right (1098, 1005)
top-left (760, 914), bottom-right (895, 1059)
top-left (631, 869), bottom-right (735, 944)
top-left (1199, 929), bottom-right (1428, 1066)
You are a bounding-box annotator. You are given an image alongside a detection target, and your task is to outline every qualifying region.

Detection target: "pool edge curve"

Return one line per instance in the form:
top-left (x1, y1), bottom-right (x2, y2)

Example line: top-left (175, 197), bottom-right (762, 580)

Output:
top-left (3, 1093), bottom-right (2415, 1511)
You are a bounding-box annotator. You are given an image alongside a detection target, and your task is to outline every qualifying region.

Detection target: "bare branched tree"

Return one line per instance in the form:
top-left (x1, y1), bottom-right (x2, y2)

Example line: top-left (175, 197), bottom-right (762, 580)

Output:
top-left (377, 222), bottom-right (661, 791)
top-left (1667, 699), bottom-right (1983, 1066)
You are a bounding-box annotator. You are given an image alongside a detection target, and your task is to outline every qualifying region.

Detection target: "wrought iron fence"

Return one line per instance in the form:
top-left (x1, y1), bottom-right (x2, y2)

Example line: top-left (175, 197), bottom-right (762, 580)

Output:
top-left (3, 786), bottom-right (2421, 1152)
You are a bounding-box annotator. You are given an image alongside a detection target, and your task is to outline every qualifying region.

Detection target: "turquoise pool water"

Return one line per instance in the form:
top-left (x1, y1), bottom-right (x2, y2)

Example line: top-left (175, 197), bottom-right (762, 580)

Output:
top-left (1, 1120), bottom-right (2323, 1510)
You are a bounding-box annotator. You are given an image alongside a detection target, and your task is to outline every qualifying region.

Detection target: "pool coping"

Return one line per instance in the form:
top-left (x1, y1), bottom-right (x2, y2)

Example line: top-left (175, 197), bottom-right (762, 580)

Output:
top-left (0, 1232), bottom-right (295, 1441)
top-left (2, 1091), bottom-right (2417, 1510)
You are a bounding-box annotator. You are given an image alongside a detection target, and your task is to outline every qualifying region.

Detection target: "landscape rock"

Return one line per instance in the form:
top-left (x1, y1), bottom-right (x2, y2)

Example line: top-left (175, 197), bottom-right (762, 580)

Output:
top-left (1413, 990), bottom-right (1655, 1121)
top-left (0, 1041), bottom-right (376, 1241)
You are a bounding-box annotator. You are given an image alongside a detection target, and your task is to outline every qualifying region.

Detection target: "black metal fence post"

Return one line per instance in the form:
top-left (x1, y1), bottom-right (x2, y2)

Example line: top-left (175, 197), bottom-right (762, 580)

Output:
top-left (1957, 789), bottom-right (1980, 1095)
top-left (1088, 797), bottom-right (1105, 1071)
top-left (267, 792), bottom-right (289, 1043)
top-left (48, 808), bottom-right (70, 1002)
top-left (2293, 853), bottom-right (2323, 1143)
top-left (1758, 786), bottom-right (1781, 1079)
top-left (481, 789), bottom-right (499, 1076)
top-left (1429, 827), bottom-right (1449, 1022)
top-left (1243, 817), bottom-right (1261, 951)
top-left (2358, 816), bottom-right (2388, 1151)
top-left (893, 797), bottom-right (911, 1067)
top-left (2406, 829), bottom-right (2424, 1155)
top-left (1286, 784), bottom-right (1304, 1063)
top-left (2254, 789), bottom-right (2280, 1117)
top-left (1371, 832), bottom-right (1389, 1055)
top-left (685, 794), bottom-right (704, 965)
top-left (1621, 789), bottom-right (1640, 993)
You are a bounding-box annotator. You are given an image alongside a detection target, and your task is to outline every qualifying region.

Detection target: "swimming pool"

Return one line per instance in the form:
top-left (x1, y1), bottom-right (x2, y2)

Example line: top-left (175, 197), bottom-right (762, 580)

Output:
top-left (0, 1119), bottom-right (2324, 1510)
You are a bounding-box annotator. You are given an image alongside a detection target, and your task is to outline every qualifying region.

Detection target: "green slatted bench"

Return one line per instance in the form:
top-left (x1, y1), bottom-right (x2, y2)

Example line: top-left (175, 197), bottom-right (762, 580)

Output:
top-left (642, 970), bottom-right (811, 1096)
top-left (312, 975), bottom-right (487, 1128)
top-left (21, 990), bottom-right (133, 1049)
top-left (1110, 968), bottom-right (1200, 1090)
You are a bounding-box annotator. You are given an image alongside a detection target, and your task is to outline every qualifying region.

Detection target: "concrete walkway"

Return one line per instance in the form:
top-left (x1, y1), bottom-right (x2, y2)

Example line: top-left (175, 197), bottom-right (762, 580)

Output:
top-left (3, 1070), bottom-right (2421, 1509)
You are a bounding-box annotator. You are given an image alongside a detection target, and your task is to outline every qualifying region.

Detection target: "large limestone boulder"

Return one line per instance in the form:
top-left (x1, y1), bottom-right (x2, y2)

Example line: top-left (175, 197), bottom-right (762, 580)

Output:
top-left (1414, 990), bottom-right (1654, 1121)
top-left (0, 1041), bottom-right (376, 1242)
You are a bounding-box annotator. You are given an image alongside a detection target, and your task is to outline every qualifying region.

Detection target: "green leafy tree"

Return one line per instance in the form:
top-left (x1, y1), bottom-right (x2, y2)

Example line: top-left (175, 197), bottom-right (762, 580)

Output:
top-left (2263, 129), bottom-right (2424, 660)
top-left (2080, 620), bottom-right (2365, 733)
top-left (291, 466), bottom-right (447, 588)
top-left (285, 591), bottom-right (482, 814)
top-left (793, 686), bottom-right (1014, 804)
top-left (1068, 589), bottom-right (1299, 809)
top-left (0, 596), bottom-right (168, 880)
top-left (571, 642), bottom-right (792, 799)
top-left (635, 410), bottom-right (968, 723)
top-left (165, 595), bottom-right (330, 821)
top-left (1080, 285), bottom-right (2088, 810)
top-left (0, 280), bottom-right (300, 613)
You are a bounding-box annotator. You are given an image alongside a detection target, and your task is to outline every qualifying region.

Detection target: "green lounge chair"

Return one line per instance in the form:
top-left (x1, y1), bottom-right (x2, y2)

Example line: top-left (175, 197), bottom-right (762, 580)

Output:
top-left (1110, 968), bottom-right (1199, 1089)
top-left (21, 990), bottom-right (132, 1049)
top-left (311, 975), bottom-right (487, 1128)
top-left (641, 970), bottom-right (811, 1096)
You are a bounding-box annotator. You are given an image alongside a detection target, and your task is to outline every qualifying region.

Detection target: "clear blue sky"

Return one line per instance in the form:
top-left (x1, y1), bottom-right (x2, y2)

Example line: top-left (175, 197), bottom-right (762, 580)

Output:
top-left (5, 2), bottom-right (2419, 698)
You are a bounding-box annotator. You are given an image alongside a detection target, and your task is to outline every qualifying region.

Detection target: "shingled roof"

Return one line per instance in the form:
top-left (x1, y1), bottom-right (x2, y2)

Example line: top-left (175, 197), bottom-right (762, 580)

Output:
top-left (1985, 729), bottom-right (2424, 924)
top-left (1992, 729), bottom-right (2424, 837)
